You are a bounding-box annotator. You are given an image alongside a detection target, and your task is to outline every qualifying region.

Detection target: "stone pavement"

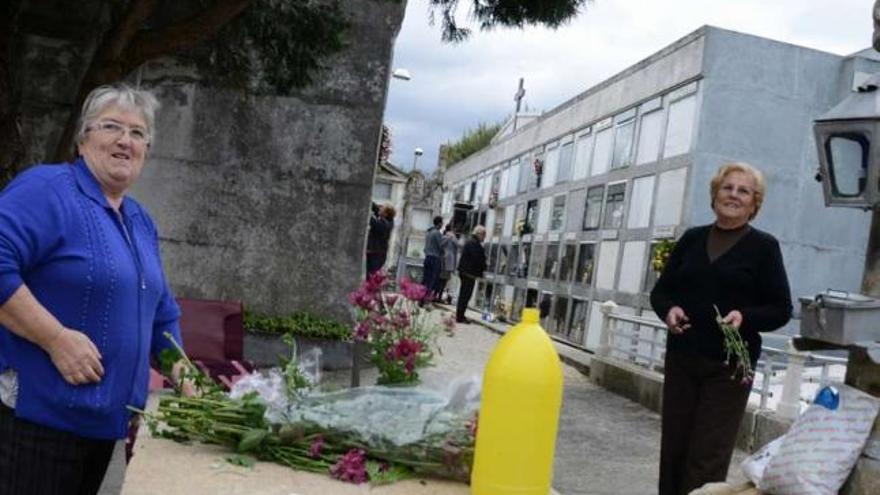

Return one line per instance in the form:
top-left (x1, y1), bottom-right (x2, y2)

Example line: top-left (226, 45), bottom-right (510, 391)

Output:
top-left (438, 305), bottom-right (748, 495)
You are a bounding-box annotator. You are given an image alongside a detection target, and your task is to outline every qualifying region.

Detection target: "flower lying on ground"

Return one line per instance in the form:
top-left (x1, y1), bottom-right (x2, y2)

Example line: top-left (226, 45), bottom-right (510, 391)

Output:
top-left (330, 449), bottom-right (368, 484)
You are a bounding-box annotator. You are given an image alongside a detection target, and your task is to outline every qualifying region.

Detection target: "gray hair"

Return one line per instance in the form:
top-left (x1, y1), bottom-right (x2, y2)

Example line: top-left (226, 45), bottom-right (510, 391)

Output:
top-left (472, 225), bottom-right (487, 237)
top-left (75, 83), bottom-right (160, 148)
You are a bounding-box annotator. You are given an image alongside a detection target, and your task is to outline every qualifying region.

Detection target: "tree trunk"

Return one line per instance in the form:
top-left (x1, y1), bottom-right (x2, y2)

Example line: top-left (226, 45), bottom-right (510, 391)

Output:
top-left (0, 0), bottom-right (26, 186)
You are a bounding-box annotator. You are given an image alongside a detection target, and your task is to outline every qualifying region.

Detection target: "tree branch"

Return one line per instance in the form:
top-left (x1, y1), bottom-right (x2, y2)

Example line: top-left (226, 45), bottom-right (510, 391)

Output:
top-left (122, 0), bottom-right (257, 74)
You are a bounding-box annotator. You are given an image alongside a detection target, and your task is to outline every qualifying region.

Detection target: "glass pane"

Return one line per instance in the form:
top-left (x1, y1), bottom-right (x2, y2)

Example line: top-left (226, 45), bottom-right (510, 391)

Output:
top-left (567, 299), bottom-right (588, 345)
top-left (487, 243), bottom-right (498, 274)
top-left (530, 243), bottom-right (546, 280)
top-left (543, 147), bottom-right (559, 188)
top-left (583, 186), bottom-right (604, 230)
top-left (603, 183), bottom-right (626, 229)
top-left (636, 110), bottom-right (664, 165)
top-left (550, 195), bottom-right (566, 231)
top-left (575, 243), bottom-right (595, 285)
top-left (654, 168), bottom-right (687, 226)
top-left (544, 242), bottom-right (560, 280)
top-left (627, 175), bottom-right (655, 229)
top-left (557, 142), bottom-right (574, 183)
top-left (592, 128), bottom-right (613, 176)
top-left (508, 162), bottom-right (521, 197)
top-left (559, 243), bottom-right (576, 283)
top-left (553, 297), bottom-right (569, 336)
top-left (827, 135), bottom-right (868, 197)
top-left (663, 95), bottom-right (697, 158)
top-left (612, 119), bottom-right (635, 169)
top-left (512, 288), bottom-right (525, 322)
top-left (497, 244), bottom-right (509, 275)
top-left (524, 200), bottom-right (539, 234)
top-left (572, 134), bottom-right (593, 180)
top-left (508, 244), bottom-right (520, 276)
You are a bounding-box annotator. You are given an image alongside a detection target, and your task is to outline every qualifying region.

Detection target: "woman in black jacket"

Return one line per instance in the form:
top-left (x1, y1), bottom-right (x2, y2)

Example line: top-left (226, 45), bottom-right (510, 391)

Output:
top-left (650, 162), bottom-right (792, 495)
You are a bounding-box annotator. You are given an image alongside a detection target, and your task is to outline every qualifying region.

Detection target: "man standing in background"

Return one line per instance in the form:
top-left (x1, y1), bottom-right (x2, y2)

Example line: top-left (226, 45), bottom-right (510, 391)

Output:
top-left (456, 226), bottom-right (487, 323)
top-left (421, 216), bottom-right (444, 300)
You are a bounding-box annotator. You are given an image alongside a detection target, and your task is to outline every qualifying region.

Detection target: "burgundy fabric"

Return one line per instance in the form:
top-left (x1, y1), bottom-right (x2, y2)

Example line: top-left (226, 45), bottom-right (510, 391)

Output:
top-left (176, 297), bottom-right (244, 361)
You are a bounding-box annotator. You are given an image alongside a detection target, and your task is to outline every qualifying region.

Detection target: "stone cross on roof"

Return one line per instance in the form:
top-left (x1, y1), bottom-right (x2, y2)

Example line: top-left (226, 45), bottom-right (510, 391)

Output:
top-left (514, 77), bottom-right (526, 112)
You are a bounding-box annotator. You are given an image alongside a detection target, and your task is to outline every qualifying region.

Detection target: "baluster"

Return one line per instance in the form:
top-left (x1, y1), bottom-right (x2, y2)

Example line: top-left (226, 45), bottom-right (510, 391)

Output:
top-left (776, 342), bottom-right (808, 420)
top-left (598, 300), bottom-right (618, 358)
top-left (759, 354), bottom-right (774, 410)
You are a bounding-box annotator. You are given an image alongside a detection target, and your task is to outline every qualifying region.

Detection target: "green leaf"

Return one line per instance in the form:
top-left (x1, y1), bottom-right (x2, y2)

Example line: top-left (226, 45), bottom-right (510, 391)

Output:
top-left (366, 461), bottom-right (411, 485)
top-left (238, 429), bottom-right (269, 453)
top-left (158, 347), bottom-right (181, 375)
top-left (225, 454), bottom-right (257, 468)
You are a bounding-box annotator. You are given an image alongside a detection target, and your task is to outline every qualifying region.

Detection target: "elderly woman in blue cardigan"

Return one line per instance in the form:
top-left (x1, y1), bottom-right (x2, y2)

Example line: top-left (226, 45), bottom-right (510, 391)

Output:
top-left (0, 83), bottom-right (186, 494)
top-left (650, 162), bottom-right (792, 495)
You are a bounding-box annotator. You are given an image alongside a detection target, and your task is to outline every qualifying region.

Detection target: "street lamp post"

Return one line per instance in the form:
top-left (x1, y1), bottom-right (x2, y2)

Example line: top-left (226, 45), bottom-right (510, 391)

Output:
top-left (412, 147), bottom-right (424, 171)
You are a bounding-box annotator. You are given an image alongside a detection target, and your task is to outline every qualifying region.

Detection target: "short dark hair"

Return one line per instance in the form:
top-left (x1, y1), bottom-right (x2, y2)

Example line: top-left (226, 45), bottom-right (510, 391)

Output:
top-left (433, 216), bottom-right (443, 227)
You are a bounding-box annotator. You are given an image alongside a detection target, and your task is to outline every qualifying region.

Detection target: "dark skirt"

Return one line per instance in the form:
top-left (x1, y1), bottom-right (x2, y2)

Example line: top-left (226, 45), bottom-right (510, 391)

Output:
top-left (0, 403), bottom-right (115, 495)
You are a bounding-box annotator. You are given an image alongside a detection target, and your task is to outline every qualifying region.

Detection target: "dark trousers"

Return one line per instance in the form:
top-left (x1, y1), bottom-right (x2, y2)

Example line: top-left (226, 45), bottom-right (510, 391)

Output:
top-left (0, 404), bottom-right (115, 495)
top-left (421, 255), bottom-right (441, 299)
top-left (659, 352), bottom-right (751, 495)
top-left (456, 274), bottom-right (477, 321)
top-left (365, 252), bottom-right (387, 278)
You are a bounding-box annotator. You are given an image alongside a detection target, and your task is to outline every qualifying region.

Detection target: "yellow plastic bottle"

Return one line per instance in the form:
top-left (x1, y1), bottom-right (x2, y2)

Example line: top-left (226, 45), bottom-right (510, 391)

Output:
top-left (471, 308), bottom-right (563, 495)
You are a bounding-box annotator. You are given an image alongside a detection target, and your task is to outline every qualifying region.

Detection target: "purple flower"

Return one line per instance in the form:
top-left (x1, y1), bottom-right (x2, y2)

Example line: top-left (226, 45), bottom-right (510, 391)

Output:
top-left (348, 288), bottom-right (376, 310)
top-left (384, 294), bottom-right (399, 307)
top-left (399, 277), bottom-right (428, 302)
top-left (364, 270), bottom-right (389, 293)
top-left (354, 320), bottom-right (372, 340)
top-left (308, 435), bottom-right (325, 458)
top-left (330, 448), bottom-right (368, 484)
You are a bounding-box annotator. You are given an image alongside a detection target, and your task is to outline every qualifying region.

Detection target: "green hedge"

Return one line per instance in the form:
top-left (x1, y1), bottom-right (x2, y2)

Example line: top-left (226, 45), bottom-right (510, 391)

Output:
top-left (244, 310), bottom-right (351, 341)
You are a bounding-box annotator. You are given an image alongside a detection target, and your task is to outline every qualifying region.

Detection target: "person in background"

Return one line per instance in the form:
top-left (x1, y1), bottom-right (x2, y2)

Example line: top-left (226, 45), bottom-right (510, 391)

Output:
top-left (0, 83), bottom-right (189, 495)
top-left (436, 224), bottom-right (459, 303)
top-left (421, 215), bottom-right (444, 300)
top-left (365, 202), bottom-right (395, 277)
top-left (650, 162), bottom-right (792, 495)
top-left (455, 226), bottom-right (487, 323)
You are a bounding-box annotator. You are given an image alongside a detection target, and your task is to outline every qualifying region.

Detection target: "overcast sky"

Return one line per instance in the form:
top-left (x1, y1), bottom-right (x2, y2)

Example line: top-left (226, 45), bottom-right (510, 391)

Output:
top-left (384, 0), bottom-right (875, 173)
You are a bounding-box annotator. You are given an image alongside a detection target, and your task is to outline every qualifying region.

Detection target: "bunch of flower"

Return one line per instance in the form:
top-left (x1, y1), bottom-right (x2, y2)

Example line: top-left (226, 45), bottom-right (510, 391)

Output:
top-left (651, 239), bottom-right (676, 274)
top-left (349, 271), bottom-right (454, 385)
top-left (533, 157), bottom-right (544, 176)
top-left (713, 305), bottom-right (754, 385)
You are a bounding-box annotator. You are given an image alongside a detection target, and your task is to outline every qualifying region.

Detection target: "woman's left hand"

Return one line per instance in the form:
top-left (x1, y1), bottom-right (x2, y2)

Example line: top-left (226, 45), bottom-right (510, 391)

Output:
top-left (722, 310), bottom-right (744, 330)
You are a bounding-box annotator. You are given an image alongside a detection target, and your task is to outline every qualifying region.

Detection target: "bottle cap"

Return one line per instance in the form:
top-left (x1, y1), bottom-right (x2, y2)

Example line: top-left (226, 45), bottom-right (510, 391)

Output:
top-left (521, 308), bottom-right (539, 323)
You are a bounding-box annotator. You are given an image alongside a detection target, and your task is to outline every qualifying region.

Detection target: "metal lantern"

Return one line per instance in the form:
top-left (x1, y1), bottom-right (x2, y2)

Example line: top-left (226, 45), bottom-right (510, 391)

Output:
top-left (813, 73), bottom-right (880, 209)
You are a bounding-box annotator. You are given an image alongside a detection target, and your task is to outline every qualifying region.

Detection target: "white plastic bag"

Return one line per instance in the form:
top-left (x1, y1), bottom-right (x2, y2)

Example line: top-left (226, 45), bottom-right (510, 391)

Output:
top-left (740, 436), bottom-right (782, 486)
top-left (758, 384), bottom-right (879, 495)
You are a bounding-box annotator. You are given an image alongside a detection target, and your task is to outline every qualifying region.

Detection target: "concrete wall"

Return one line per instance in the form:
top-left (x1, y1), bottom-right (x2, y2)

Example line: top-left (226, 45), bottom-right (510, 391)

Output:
top-left (132, 0), bottom-right (406, 320)
top-left (444, 28), bottom-right (707, 186)
top-left (693, 27), bottom-right (873, 303)
top-left (14, 0), bottom-right (407, 321)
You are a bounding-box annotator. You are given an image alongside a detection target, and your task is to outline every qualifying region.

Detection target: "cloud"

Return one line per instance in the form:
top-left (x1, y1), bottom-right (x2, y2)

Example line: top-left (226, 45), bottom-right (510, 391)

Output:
top-left (385, 0), bottom-right (874, 173)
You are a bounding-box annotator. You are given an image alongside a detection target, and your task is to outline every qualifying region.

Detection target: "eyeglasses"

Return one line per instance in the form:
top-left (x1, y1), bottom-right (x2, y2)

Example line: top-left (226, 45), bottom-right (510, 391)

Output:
top-left (719, 183), bottom-right (754, 197)
top-left (88, 120), bottom-right (151, 145)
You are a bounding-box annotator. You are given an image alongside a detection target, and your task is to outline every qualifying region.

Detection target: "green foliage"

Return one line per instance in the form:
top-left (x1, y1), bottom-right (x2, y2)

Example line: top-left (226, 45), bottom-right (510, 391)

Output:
top-left (366, 460), bottom-right (412, 485)
top-left (428, 0), bottom-right (589, 42)
top-left (442, 122), bottom-right (501, 166)
top-left (200, 0), bottom-right (349, 94)
top-left (244, 310), bottom-right (351, 341)
top-left (225, 454), bottom-right (258, 468)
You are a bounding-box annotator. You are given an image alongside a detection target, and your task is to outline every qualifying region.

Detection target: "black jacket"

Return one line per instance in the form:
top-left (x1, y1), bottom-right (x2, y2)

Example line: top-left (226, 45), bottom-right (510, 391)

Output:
top-left (650, 225), bottom-right (792, 365)
top-left (457, 236), bottom-right (487, 278)
top-left (366, 213), bottom-right (393, 253)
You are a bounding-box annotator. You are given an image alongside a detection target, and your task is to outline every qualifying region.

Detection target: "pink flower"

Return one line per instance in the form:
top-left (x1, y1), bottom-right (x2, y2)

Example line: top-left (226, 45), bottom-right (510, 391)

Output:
top-left (308, 435), bottom-right (325, 458)
top-left (384, 294), bottom-right (399, 307)
top-left (386, 338), bottom-right (423, 375)
top-left (348, 288), bottom-right (376, 310)
top-left (354, 320), bottom-right (371, 340)
top-left (330, 449), bottom-right (368, 484)
top-left (364, 270), bottom-right (389, 293)
top-left (399, 277), bottom-right (428, 302)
